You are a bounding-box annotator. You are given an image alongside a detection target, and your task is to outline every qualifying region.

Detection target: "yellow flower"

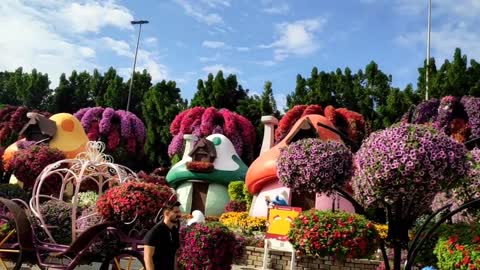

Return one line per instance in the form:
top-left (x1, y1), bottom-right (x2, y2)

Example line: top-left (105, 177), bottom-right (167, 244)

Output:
top-left (374, 223), bottom-right (388, 240)
top-left (219, 212), bottom-right (266, 232)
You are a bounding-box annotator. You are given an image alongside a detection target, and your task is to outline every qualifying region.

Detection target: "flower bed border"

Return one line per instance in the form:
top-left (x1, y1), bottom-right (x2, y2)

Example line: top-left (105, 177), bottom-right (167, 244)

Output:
top-left (235, 246), bottom-right (381, 270)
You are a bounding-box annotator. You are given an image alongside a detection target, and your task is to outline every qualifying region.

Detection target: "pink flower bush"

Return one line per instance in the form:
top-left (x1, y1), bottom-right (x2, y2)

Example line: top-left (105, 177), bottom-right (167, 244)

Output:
top-left (168, 107), bottom-right (255, 162)
top-left (177, 222), bottom-right (245, 270)
top-left (277, 139), bottom-right (353, 194)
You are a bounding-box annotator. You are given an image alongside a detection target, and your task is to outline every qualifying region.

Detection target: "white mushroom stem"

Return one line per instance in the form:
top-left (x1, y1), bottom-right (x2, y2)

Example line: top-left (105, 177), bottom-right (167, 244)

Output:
top-left (260, 115), bottom-right (279, 154)
top-left (182, 134), bottom-right (197, 160)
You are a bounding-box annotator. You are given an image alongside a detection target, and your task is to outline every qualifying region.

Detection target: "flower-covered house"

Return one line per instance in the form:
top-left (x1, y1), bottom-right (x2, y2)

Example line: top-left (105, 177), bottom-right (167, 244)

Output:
top-left (246, 105), bottom-right (366, 217)
top-left (166, 134), bottom-right (249, 216)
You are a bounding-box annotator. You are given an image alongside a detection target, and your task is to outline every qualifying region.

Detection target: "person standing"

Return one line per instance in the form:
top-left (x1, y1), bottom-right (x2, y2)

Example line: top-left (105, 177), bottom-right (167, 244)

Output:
top-left (143, 201), bottom-right (182, 270)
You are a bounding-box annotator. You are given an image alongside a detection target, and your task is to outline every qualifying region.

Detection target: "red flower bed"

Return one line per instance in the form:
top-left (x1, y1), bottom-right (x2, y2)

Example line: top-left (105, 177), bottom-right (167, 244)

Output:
top-left (186, 161), bottom-right (214, 172)
top-left (4, 145), bottom-right (65, 192)
top-left (288, 210), bottom-right (379, 261)
top-left (96, 181), bottom-right (176, 231)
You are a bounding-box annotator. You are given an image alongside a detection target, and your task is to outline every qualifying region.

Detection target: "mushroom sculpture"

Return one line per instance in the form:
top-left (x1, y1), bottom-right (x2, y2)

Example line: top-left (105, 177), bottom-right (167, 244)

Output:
top-left (246, 114), bottom-right (356, 217)
top-left (166, 134), bottom-right (248, 216)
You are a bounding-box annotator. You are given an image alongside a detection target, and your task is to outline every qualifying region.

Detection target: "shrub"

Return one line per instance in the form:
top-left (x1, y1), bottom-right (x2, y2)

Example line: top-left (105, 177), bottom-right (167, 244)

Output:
top-left (224, 200), bottom-right (247, 212)
top-left (243, 184), bottom-right (253, 210)
top-left (434, 223), bottom-right (480, 269)
top-left (137, 170), bottom-right (167, 186)
top-left (5, 145), bottom-right (65, 192)
top-left (288, 210), bottom-right (379, 261)
top-left (228, 181), bottom-right (246, 201)
top-left (177, 222), bottom-right (245, 270)
top-left (75, 191), bottom-right (99, 209)
top-left (219, 212), bottom-right (266, 233)
top-left (96, 181), bottom-right (176, 231)
top-left (36, 200), bottom-right (78, 245)
top-left (0, 184), bottom-right (28, 201)
top-left (278, 138), bottom-right (353, 194)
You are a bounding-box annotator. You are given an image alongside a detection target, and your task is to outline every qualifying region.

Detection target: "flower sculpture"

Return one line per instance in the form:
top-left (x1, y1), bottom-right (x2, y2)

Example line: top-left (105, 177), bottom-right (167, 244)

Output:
top-left (74, 107), bottom-right (146, 158)
top-left (277, 138), bottom-right (353, 194)
top-left (405, 96), bottom-right (480, 145)
top-left (168, 107), bottom-right (256, 162)
top-left (0, 105), bottom-right (51, 147)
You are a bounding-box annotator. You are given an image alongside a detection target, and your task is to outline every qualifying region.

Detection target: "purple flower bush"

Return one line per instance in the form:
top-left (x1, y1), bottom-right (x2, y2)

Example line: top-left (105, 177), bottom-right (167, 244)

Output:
top-left (74, 107), bottom-right (146, 166)
top-left (409, 98), bottom-right (439, 124)
top-left (352, 123), bottom-right (468, 217)
top-left (277, 139), bottom-right (353, 194)
top-left (461, 96), bottom-right (480, 138)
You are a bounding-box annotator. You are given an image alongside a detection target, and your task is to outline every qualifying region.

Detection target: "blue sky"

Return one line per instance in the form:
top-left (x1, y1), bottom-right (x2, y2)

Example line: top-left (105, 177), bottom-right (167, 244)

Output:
top-left (1, 0), bottom-right (479, 110)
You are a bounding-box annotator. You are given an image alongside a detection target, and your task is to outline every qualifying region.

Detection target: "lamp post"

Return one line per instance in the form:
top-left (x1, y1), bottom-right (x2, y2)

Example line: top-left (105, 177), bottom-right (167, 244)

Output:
top-left (126, 20), bottom-right (149, 112)
top-left (425, 0), bottom-right (432, 101)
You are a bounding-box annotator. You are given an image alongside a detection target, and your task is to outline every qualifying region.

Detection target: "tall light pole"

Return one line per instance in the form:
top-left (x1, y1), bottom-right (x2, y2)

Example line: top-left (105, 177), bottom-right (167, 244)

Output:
top-left (126, 20), bottom-right (149, 112)
top-left (425, 0), bottom-right (432, 101)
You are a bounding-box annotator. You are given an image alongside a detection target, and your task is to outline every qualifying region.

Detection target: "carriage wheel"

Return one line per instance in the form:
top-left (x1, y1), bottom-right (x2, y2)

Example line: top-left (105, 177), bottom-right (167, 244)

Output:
top-left (100, 250), bottom-right (145, 270)
top-left (0, 209), bottom-right (23, 270)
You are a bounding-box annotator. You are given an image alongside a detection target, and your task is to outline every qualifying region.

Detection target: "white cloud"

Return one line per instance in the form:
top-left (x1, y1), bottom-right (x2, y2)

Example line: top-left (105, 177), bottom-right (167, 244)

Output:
top-left (202, 64), bottom-right (240, 75)
top-left (0, 0), bottom-right (168, 87)
top-left (200, 0), bottom-right (231, 8)
top-left (262, 3), bottom-right (290, 15)
top-left (144, 37), bottom-right (158, 46)
top-left (255, 60), bottom-right (276, 67)
top-left (174, 0), bottom-right (224, 25)
top-left (202, 40), bottom-right (225, 48)
top-left (59, 1), bottom-right (133, 33)
top-left (237, 47), bottom-right (250, 52)
top-left (260, 18), bottom-right (327, 61)
top-left (102, 37), bottom-right (132, 57)
top-left (199, 53), bottom-right (220, 62)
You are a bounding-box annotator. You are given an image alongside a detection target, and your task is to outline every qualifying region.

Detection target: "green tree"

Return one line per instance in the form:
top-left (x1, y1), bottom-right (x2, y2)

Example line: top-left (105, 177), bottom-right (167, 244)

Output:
top-left (102, 68), bottom-right (125, 109)
top-left (142, 80), bottom-right (187, 167)
top-left (286, 74), bottom-right (308, 108)
top-left (260, 81), bottom-right (279, 116)
top-left (124, 69), bottom-right (152, 115)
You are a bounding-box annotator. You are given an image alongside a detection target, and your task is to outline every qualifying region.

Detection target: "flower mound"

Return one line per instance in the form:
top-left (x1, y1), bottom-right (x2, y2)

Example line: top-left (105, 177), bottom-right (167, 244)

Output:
top-left (96, 181), bottom-right (176, 231)
top-left (277, 139), bottom-right (353, 194)
top-left (353, 123), bottom-right (468, 215)
top-left (178, 222), bottom-right (245, 270)
top-left (288, 210), bottom-right (379, 261)
top-left (224, 200), bottom-right (247, 212)
top-left (219, 212), bottom-right (266, 233)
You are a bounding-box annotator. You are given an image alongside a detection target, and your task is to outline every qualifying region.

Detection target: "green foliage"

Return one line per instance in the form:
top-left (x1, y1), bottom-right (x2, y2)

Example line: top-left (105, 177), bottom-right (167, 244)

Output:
top-left (37, 200), bottom-right (78, 245)
top-left (75, 191), bottom-right (99, 209)
top-left (227, 181), bottom-right (245, 201)
top-left (243, 184), bottom-right (253, 210)
top-left (142, 80), bottom-right (186, 168)
top-left (433, 223), bottom-right (480, 270)
top-left (0, 184), bottom-right (28, 201)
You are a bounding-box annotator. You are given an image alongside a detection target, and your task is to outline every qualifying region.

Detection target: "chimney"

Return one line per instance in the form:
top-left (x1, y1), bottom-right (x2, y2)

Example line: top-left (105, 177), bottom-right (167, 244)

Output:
top-left (260, 115), bottom-right (279, 154)
top-left (182, 134), bottom-right (198, 160)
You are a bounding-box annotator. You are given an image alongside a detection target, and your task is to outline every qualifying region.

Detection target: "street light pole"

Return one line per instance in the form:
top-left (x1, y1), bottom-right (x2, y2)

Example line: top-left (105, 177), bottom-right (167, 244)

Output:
top-left (425, 0), bottom-right (432, 101)
top-left (126, 20), bottom-right (149, 112)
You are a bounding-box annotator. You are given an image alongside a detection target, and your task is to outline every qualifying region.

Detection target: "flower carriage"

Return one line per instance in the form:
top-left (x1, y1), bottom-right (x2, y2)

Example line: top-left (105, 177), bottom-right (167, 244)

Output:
top-left (0, 141), bottom-right (175, 270)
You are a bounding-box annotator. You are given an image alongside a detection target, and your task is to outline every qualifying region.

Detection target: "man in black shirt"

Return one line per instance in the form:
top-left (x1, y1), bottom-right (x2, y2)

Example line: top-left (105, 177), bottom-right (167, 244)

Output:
top-left (144, 201), bottom-right (182, 270)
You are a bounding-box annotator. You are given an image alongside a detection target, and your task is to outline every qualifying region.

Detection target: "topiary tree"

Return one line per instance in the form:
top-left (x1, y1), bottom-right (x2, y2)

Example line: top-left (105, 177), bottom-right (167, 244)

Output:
top-left (353, 123), bottom-right (469, 270)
